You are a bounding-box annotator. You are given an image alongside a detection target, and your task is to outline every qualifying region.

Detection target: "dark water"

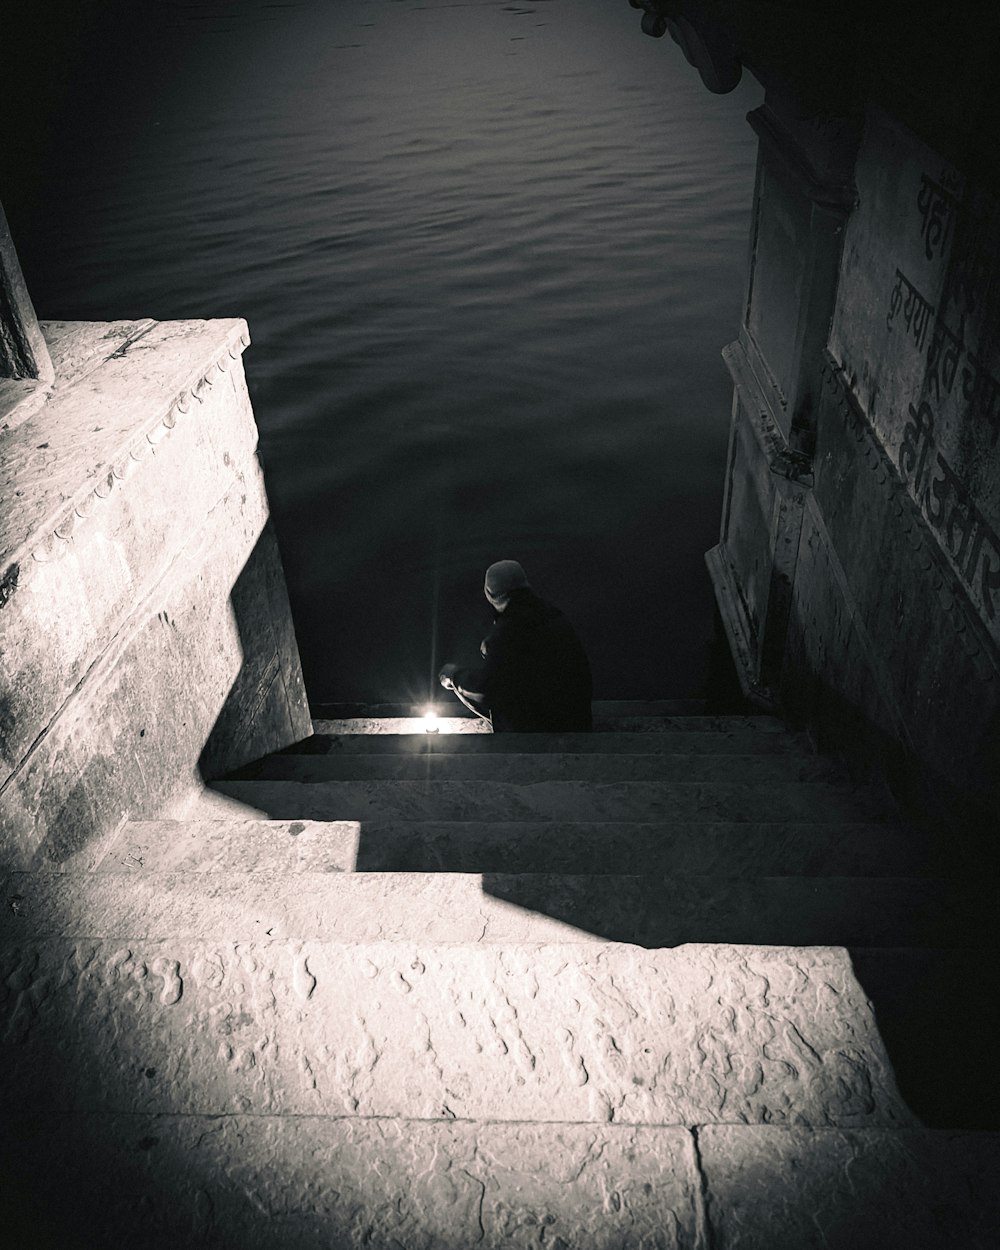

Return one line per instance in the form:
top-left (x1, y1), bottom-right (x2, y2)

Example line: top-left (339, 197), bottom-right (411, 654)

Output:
top-left (3, 0), bottom-right (760, 703)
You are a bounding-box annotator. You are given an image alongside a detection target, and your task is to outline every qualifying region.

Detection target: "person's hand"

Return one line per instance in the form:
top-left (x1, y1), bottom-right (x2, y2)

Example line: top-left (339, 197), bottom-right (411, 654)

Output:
top-left (438, 663), bottom-right (458, 690)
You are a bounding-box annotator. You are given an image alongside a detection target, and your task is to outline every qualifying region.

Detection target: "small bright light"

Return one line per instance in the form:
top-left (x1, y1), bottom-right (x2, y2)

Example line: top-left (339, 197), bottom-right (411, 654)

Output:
top-left (422, 709), bottom-right (440, 733)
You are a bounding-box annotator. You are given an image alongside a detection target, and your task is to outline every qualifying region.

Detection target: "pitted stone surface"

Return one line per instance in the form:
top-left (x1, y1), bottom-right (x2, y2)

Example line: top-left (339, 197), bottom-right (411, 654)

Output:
top-left (0, 940), bottom-right (910, 1125)
top-left (3, 1114), bottom-right (703, 1250)
top-left (209, 778), bottom-right (897, 823)
top-left (0, 870), bottom-right (984, 947)
top-left (88, 817), bottom-right (931, 877)
top-left (234, 751), bottom-right (843, 784)
top-left (699, 1126), bottom-right (1000, 1248)
top-left (92, 820), bottom-right (360, 873)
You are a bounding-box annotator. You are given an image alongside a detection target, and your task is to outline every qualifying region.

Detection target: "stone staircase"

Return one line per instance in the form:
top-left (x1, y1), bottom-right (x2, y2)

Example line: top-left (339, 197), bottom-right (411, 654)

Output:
top-left (2, 702), bottom-right (998, 1248)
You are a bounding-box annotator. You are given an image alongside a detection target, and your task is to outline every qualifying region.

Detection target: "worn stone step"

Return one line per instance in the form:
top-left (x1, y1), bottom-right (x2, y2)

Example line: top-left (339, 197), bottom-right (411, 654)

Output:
top-left (229, 751), bottom-right (841, 785)
top-left (3, 870), bottom-right (988, 947)
top-left (0, 939), bottom-right (911, 1126)
top-left (314, 699), bottom-right (711, 720)
top-left (87, 818), bottom-right (938, 877)
top-left (313, 713), bottom-right (790, 736)
top-left (203, 777), bottom-right (898, 823)
top-left (294, 728), bottom-right (812, 755)
top-left (5, 1116), bottom-right (997, 1250)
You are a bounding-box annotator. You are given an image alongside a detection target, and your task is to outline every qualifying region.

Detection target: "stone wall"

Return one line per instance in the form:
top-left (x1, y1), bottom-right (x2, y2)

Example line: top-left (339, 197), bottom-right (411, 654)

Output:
top-left (709, 98), bottom-right (1000, 822)
top-left (0, 318), bottom-right (311, 867)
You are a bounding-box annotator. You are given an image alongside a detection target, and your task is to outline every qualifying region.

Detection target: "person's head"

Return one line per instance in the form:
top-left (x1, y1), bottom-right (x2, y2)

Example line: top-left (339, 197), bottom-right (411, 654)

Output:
top-left (484, 559), bottom-right (529, 611)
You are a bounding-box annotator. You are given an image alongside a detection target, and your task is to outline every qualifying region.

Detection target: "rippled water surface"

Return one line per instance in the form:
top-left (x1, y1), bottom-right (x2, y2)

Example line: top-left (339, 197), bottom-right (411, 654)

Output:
top-left (6, 0), bottom-right (761, 702)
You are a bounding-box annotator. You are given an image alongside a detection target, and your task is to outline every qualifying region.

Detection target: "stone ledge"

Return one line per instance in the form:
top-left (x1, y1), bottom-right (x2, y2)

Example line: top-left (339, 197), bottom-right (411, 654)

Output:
top-left (206, 776), bottom-right (899, 823)
top-left (4, 1116), bottom-right (995, 1250)
top-left (0, 869), bottom-right (987, 947)
top-left (82, 816), bottom-right (932, 878)
top-left (1, 1115), bottom-right (704, 1250)
top-left (0, 317), bottom-right (250, 572)
top-left (0, 940), bottom-right (909, 1126)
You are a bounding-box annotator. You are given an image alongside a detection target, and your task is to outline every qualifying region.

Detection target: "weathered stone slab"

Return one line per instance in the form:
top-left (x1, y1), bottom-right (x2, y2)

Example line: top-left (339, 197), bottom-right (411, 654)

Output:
top-left (232, 751), bottom-right (842, 784)
top-left (90, 820), bottom-right (361, 874)
top-left (303, 728), bottom-right (810, 755)
top-left (41, 318), bottom-right (157, 391)
top-left (699, 1126), bottom-right (1000, 1249)
top-left (0, 941), bottom-right (911, 1125)
top-left (314, 716), bottom-right (493, 735)
top-left (1, 869), bottom-right (985, 948)
top-left (2, 1115), bottom-right (703, 1250)
top-left (0, 318), bottom-right (250, 568)
top-left (89, 817), bottom-right (932, 878)
top-left (208, 777), bottom-right (898, 823)
top-left (0, 320), bottom-right (257, 783)
top-left (1, 478), bottom-right (309, 868)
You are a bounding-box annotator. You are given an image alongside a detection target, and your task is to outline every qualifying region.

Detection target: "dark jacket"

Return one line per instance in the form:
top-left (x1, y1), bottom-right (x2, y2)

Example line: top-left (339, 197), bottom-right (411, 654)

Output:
top-left (453, 588), bottom-right (592, 732)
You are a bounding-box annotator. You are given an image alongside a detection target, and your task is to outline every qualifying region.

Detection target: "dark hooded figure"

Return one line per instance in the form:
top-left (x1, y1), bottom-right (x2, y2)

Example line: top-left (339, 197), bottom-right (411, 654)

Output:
top-left (438, 560), bottom-right (592, 732)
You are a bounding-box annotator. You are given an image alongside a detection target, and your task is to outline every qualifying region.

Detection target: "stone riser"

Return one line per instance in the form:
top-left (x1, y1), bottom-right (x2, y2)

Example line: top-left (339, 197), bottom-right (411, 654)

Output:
top-left (4, 1117), bottom-right (997, 1250)
top-left (3, 869), bottom-right (987, 948)
top-left (90, 818), bottom-right (935, 877)
top-left (232, 752), bottom-right (842, 784)
top-left (306, 728), bottom-right (807, 755)
top-left (208, 778), bottom-right (896, 823)
top-left (314, 714), bottom-right (793, 736)
top-left (0, 940), bottom-right (909, 1126)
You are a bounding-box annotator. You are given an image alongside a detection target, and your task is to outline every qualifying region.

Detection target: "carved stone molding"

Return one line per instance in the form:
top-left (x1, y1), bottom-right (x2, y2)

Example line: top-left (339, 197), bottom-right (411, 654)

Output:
top-left (24, 324), bottom-right (250, 569)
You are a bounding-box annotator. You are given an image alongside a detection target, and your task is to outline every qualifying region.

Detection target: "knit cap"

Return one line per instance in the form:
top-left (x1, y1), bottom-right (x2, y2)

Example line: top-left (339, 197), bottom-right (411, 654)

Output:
top-left (484, 560), bottom-right (529, 606)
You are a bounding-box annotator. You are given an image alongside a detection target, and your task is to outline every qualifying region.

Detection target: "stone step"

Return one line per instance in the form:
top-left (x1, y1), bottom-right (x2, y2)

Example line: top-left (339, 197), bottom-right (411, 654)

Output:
top-left (5, 1116), bottom-right (997, 1250)
top-left (203, 777), bottom-right (898, 823)
top-left (295, 728), bottom-right (812, 755)
top-left (314, 699), bottom-right (711, 719)
top-left (89, 818), bottom-right (939, 877)
top-left (3, 870), bottom-right (989, 947)
top-left (314, 712), bottom-right (790, 736)
top-left (0, 938), bottom-right (911, 1126)
top-left (229, 751), bottom-right (841, 785)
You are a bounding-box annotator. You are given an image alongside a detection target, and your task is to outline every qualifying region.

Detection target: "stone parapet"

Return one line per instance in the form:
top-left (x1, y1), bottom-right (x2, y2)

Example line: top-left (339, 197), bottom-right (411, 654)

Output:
top-left (0, 319), bottom-right (310, 865)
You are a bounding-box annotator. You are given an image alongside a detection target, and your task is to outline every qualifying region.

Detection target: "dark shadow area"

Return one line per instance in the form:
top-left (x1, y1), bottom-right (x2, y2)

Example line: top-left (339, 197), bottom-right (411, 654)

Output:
top-left (849, 947), bottom-right (1000, 1130)
top-left (704, 603), bottom-right (757, 715)
top-left (197, 518), bottom-right (308, 787)
top-left (781, 665), bottom-right (1000, 850)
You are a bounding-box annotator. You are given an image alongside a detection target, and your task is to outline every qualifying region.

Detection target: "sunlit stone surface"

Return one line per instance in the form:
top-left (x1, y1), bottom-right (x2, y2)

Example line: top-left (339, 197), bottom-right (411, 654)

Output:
top-left (0, 937), bottom-right (910, 1127)
top-left (0, 318), bottom-right (310, 864)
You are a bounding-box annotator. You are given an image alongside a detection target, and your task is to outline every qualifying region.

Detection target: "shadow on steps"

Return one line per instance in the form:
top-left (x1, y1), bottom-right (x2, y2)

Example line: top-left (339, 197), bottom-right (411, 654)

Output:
top-left (849, 948), bottom-right (1000, 1130)
top-left (480, 873), bottom-right (1000, 1130)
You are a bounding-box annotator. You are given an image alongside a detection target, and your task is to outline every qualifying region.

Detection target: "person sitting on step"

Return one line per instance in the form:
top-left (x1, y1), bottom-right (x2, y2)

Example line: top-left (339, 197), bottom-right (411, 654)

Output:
top-left (438, 559), bottom-right (592, 733)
